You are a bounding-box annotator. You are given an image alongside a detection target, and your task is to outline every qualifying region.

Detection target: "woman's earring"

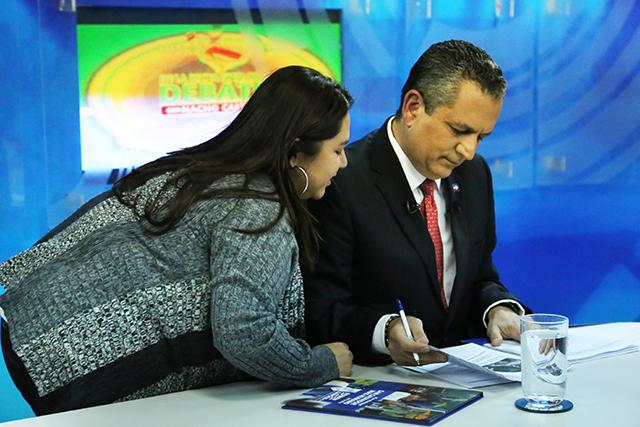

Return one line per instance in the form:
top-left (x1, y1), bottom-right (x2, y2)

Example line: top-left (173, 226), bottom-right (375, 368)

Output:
top-left (294, 165), bottom-right (309, 195)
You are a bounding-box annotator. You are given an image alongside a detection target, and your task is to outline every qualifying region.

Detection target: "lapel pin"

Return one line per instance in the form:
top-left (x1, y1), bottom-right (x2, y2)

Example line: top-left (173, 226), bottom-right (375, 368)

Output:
top-left (452, 182), bottom-right (461, 193)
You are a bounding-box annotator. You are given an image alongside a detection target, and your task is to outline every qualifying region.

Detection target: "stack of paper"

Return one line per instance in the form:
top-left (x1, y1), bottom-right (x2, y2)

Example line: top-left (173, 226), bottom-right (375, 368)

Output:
top-left (403, 322), bottom-right (640, 389)
top-left (486, 322), bottom-right (640, 364)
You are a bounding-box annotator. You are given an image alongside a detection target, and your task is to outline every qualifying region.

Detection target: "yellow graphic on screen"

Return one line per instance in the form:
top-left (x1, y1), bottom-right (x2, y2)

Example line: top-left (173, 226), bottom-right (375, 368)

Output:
top-left (84, 31), bottom-right (335, 152)
top-left (189, 31), bottom-right (251, 73)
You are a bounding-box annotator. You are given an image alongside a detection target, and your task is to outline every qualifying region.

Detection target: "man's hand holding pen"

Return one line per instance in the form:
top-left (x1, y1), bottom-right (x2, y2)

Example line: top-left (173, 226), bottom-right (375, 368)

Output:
top-left (386, 315), bottom-right (448, 366)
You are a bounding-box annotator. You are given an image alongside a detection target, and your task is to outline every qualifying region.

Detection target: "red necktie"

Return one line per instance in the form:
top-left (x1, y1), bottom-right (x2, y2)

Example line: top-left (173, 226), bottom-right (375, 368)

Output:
top-left (419, 180), bottom-right (447, 309)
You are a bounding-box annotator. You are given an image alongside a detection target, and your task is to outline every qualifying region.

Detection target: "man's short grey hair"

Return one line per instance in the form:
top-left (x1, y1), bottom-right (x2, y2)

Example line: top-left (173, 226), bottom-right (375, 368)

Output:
top-left (396, 40), bottom-right (506, 116)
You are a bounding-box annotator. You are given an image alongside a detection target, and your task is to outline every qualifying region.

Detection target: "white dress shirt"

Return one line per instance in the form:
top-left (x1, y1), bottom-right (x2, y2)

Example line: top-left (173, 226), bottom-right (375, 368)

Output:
top-left (371, 118), bottom-right (523, 354)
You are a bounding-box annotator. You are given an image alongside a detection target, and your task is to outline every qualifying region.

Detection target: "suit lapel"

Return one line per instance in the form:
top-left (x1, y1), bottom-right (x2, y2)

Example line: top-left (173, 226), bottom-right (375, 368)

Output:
top-left (443, 170), bottom-right (470, 322)
top-left (369, 123), bottom-right (441, 296)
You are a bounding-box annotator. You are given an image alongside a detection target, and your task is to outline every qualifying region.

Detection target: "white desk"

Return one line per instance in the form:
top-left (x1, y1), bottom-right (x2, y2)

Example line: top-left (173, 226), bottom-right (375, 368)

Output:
top-left (4, 352), bottom-right (639, 427)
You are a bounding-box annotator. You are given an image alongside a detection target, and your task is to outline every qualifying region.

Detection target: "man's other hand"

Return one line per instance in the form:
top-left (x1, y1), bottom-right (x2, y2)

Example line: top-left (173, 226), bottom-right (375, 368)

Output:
top-left (486, 305), bottom-right (521, 346)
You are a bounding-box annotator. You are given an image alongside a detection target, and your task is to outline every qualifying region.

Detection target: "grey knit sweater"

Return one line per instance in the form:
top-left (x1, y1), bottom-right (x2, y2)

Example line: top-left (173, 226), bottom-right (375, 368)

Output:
top-left (0, 174), bottom-right (337, 414)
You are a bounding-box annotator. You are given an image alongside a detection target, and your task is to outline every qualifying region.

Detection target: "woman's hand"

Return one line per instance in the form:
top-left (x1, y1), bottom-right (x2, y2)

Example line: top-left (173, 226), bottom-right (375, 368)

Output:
top-left (325, 342), bottom-right (353, 376)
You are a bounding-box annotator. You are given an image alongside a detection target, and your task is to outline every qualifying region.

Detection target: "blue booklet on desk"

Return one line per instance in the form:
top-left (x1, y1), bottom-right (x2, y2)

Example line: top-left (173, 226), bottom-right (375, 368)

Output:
top-left (282, 377), bottom-right (482, 425)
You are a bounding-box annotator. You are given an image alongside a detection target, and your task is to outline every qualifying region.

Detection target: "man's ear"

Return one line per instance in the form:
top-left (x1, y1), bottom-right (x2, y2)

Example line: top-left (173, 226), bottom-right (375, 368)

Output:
top-left (401, 89), bottom-right (425, 127)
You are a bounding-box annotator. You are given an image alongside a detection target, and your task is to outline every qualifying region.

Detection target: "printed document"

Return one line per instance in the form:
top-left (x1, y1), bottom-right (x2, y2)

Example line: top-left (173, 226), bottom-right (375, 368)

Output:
top-left (404, 344), bottom-right (521, 388)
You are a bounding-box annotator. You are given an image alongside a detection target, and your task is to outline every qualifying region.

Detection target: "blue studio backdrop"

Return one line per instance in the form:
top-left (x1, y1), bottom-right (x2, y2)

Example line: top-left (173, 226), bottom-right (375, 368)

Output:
top-left (1, 0), bottom-right (639, 421)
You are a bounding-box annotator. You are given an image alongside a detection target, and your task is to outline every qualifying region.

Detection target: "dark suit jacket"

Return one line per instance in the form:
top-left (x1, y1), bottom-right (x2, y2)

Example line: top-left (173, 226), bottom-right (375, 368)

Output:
top-left (304, 121), bottom-right (526, 364)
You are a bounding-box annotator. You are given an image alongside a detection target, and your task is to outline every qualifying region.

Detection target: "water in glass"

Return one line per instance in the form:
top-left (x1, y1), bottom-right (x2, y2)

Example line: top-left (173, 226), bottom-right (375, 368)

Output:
top-left (521, 329), bottom-right (568, 408)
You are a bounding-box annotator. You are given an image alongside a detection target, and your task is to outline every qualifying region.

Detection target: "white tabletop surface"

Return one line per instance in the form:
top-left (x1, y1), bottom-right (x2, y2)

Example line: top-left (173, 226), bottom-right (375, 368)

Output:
top-left (3, 350), bottom-right (638, 427)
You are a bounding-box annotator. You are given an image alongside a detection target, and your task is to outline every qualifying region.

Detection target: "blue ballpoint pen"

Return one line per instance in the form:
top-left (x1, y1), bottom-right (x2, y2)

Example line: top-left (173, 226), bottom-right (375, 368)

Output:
top-left (395, 299), bottom-right (421, 365)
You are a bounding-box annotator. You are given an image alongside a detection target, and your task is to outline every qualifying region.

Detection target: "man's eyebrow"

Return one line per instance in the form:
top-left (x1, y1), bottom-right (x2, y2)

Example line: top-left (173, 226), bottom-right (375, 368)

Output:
top-left (447, 121), bottom-right (476, 132)
top-left (448, 121), bottom-right (492, 137)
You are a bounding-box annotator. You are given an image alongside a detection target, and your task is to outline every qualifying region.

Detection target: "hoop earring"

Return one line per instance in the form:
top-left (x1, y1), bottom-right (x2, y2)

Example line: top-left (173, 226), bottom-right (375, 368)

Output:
top-left (294, 165), bottom-right (309, 195)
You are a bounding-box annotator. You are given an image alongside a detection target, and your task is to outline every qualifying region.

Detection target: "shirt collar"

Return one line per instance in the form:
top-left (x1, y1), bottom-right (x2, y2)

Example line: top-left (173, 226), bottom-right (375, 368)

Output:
top-left (386, 117), bottom-right (441, 194)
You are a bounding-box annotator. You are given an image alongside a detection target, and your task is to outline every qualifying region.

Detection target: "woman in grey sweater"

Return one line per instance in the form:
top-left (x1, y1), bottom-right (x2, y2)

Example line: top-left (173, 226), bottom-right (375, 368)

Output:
top-left (0, 66), bottom-right (353, 415)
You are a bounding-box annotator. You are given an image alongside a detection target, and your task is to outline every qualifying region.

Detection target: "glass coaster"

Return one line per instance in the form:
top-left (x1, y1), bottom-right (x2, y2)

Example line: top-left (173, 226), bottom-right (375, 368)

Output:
top-left (515, 398), bottom-right (573, 413)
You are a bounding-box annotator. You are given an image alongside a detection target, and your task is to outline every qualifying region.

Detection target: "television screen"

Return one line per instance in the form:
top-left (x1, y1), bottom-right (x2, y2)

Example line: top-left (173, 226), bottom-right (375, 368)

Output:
top-left (76, 7), bottom-right (342, 175)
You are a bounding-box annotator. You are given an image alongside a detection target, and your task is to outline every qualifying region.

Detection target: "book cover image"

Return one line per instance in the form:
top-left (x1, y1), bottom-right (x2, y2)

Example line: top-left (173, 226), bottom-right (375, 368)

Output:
top-left (282, 377), bottom-right (483, 425)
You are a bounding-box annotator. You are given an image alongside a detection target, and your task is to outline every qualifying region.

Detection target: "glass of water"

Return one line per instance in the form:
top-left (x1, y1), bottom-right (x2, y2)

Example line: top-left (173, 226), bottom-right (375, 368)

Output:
top-left (519, 314), bottom-right (569, 411)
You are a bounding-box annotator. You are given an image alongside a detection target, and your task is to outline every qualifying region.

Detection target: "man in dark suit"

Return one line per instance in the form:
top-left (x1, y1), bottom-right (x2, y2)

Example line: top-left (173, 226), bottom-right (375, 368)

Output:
top-left (304, 40), bottom-right (528, 366)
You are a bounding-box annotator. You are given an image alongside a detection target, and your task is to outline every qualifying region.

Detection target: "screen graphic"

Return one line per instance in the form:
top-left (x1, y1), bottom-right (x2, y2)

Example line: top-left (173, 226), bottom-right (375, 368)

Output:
top-left (77, 9), bottom-right (341, 173)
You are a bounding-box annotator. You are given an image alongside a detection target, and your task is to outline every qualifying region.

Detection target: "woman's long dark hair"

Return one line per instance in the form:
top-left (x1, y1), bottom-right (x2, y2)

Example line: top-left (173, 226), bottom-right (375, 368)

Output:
top-left (113, 65), bottom-right (353, 268)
